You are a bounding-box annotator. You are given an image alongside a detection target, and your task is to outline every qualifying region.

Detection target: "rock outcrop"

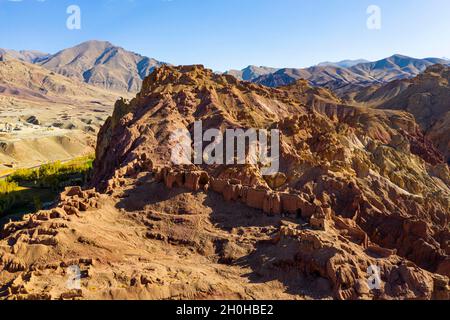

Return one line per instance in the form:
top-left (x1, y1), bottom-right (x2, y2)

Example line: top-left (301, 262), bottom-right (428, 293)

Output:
top-left (1, 64), bottom-right (448, 300)
top-left (92, 64), bottom-right (449, 277)
top-left (348, 64), bottom-right (450, 162)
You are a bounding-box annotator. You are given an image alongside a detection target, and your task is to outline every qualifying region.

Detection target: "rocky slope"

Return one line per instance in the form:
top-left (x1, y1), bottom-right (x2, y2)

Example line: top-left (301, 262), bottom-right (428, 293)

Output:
top-left (0, 49), bottom-right (49, 64)
top-left (37, 41), bottom-right (166, 93)
top-left (0, 57), bottom-right (124, 170)
top-left (350, 55), bottom-right (448, 83)
top-left (0, 65), bottom-right (448, 300)
top-left (346, 64), bottom-right (450, 162)
top-left (0, 57), bottom-right (118, 103)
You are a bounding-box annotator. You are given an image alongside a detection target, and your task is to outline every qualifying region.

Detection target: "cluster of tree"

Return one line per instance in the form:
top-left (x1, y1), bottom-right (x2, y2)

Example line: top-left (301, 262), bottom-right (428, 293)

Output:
top-left (0, 180), bottom-right (22, 214)
top-left (0, 155), bottom-right (94, 216)
top-left (9, 156), bottom-right (94, 190)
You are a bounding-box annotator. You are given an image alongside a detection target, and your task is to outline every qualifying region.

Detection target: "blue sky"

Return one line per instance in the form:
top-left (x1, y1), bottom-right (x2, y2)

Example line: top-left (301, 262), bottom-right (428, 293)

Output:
top-left (1, 0), bottom-right (449, 71)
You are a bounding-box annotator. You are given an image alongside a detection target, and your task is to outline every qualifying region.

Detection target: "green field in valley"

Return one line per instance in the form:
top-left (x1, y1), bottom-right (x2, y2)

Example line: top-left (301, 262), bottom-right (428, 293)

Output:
top-left (0, 155), bottom-right (94, 219)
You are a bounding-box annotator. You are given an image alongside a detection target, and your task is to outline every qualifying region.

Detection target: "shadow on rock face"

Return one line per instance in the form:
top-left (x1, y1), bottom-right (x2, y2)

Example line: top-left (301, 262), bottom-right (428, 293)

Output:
top-left (112, 172), bottom-right (333, 298)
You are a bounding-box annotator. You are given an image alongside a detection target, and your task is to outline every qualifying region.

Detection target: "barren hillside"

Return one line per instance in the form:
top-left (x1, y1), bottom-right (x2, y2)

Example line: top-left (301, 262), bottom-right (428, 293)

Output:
top-left (0, 57), bottom-right (126, 171)
top-left (37, 41), bottom-right (166, 93)
top-left (0, 65), bottom-right (448, 300)
top-left (346, 64), bottom-right (450, 162)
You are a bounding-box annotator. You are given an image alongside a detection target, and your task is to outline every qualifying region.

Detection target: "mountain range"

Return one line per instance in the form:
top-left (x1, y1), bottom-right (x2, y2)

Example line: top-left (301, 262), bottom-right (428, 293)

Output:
top-left (252, 55), bottom-right (450, 91)
top-left (346, 64), bottom-right (450, 162)
top-left (1, 41), bottom-right (167, 93)
top-left (223, 65), bottom-right (280, 81)
top-left (35, 40), bottom-right (167, 93)
top-left (0, 57), bottom-right (118, 104)
top-left (317, 59), bottom-right (370, 68)
top-left (0, 48), bottom-right (49, 64)
top-left (2, 41), bottom-right (449, 94)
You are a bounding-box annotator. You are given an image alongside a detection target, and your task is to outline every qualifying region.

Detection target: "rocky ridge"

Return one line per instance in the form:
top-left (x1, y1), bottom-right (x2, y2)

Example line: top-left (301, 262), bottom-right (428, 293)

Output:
top-left (37, 41), bottom-right (167, 93)
top-left (253, 55), bottom-right (450, 92)
top-left (92, 65), bottom-right (450, 297)
top-left (349, 64), bottom-right (450, 162)
top-left (0, 65), bottom-right (449, 300)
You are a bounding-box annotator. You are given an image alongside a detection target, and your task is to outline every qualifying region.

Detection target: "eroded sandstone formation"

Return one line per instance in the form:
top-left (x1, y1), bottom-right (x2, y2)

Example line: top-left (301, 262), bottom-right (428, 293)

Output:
top-left (1, 64), bottom-right (449, 300)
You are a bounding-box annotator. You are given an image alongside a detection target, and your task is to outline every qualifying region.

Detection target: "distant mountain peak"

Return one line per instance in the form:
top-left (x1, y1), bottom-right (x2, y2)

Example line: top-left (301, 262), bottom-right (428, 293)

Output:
top-left (253, 55), bottom-right (449, 91)
top-left (0, 48), bottom-right (49, 63)
top-left (34, 40), bottom-right (166, 93)
top-left (76, 40), bottom-right (114, 47)
top-left (388, 54), bottom-right (412, 59)
top-left (224, 65), bottom-right (279, 81)
top-left (317, 59), bottom-right (370, 68)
